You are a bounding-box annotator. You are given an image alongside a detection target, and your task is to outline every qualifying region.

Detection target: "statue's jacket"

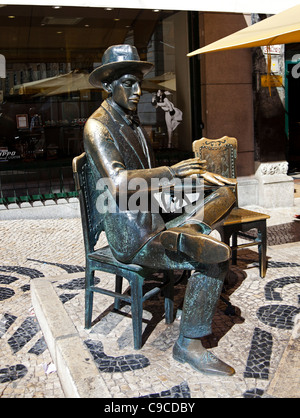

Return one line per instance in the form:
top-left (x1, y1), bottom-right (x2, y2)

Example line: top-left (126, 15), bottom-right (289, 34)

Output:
top-left (84, 98), bottom-right (177, 263)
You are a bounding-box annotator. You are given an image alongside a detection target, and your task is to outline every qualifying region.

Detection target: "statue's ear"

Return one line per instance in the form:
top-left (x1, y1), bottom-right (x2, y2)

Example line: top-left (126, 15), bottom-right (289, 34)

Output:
top-left (102, 81), bottom-right (112, 93)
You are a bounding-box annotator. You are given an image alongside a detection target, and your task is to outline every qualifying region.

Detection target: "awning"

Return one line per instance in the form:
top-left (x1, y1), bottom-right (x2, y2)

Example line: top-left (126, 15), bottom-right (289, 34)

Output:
top-left (40, 72), bottom-right (99, 96)
top-left (12, 69), bottom-right (174, 96)
top-left (13, 73), bottom-right (72, 95)
top-left (187, 5), bottom-right (300, 57)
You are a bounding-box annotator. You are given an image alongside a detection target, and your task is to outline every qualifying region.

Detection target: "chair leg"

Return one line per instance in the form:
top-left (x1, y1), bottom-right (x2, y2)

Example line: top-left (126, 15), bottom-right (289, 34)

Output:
top-left (85, 265), bottom-right (94, 329)
top-left (163, 271), bottom-right (174, 324)
top-left (231, 232), bottom-right (238, 265)
top-left (114, 275), bottom-right (123, 310)
top-left (129, 275), bottom-right (144, 350)
top-left (219, 226), bottom-right (235, 262)
top-left (218, 226), bottom-right (231, 247)
top-left (258, 221), bottom-right (267, 278)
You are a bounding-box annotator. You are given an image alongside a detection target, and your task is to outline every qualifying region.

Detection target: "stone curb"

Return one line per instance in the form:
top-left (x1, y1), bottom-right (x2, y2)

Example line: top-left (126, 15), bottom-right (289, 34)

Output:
top-left (31, 277), bottom-right (111, 398)
top-left (0, 199), bottom-right (80, 220)
top-left (266, 335), bottom-right (300, 398)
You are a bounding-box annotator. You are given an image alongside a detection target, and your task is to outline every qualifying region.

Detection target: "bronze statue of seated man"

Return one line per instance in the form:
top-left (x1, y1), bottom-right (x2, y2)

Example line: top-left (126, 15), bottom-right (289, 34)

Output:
top-left (84, 44), bottom-right (237, 376)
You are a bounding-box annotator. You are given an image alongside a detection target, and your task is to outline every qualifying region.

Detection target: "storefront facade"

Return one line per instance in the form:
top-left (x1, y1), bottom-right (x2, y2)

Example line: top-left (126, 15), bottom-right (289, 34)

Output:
top-left (0, 1), bottom-right (298, 207)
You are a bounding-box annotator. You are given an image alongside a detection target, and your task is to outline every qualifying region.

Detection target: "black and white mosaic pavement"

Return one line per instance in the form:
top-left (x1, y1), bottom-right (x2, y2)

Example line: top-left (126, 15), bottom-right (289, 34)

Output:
top-left (244, 328), bottom-right (273, 379)
top-left (8, 317), bottom-right (40, 354)
top-left (257, 304), bottom-right (300, 330)
top-left (139, 381), bottom-right (191, 398)
top-left (84, 339), bottom-right (150, 373)
top-left (1, 215), bottom-right (300, 397)
top-left (0, 364), bottom-right (28, 384)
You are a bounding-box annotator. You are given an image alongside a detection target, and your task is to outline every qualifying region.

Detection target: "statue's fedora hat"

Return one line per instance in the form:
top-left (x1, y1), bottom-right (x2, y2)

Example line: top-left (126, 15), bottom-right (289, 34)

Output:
top-left (89, 44), bottom-right (153, 87)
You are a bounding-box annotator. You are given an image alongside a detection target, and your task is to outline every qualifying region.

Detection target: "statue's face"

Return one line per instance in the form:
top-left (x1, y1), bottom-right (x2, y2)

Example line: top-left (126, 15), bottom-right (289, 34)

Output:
top-left (110, 73), bottom-right (142, 112)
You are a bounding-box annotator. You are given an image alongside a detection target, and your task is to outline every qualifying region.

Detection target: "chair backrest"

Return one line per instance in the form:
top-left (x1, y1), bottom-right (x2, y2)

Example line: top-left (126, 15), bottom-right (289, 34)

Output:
top-left (192, 136), bottom-right (237, 179)
top-left (72, 152), bottom-right (104, 254)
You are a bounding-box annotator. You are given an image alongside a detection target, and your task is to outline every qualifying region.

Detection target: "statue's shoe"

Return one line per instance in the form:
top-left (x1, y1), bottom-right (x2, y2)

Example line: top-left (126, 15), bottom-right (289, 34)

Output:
top-left (160, 225), bottom-right (231, 264)
top-left (173, 338), bottom-right (235, 376)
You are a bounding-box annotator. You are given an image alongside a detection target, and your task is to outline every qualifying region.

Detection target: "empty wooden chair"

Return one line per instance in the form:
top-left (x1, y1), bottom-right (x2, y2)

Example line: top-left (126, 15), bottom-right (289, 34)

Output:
top-left (193, 136), bottom-right (270, 278)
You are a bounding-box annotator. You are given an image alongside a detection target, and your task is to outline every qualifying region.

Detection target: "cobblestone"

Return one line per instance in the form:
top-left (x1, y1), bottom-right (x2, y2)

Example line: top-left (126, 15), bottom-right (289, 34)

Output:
top-left (0, 205), bottom-right (300, 398)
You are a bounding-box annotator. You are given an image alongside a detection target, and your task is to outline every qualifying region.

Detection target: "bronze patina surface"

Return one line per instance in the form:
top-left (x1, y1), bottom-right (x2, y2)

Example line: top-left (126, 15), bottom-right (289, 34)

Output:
top-left (83, 44), bottom-right (237, 375)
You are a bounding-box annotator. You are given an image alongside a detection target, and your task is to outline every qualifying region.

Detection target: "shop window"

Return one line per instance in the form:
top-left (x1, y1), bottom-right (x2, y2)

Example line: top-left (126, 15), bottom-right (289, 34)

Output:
top-left (0, 5), bottom-right (190, 171)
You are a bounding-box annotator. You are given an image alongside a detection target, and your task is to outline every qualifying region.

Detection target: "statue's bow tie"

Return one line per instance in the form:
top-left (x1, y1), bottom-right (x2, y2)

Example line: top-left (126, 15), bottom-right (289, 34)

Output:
top-left (125, 113), bottom-right (140, 126)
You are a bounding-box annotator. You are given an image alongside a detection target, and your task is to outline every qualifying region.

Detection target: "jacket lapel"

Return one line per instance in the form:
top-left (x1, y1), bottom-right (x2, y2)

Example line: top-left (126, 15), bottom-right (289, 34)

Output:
top-left (140, 125), bottom-right (156, 168)
top-left (102, 100), bottom-right (152, 169)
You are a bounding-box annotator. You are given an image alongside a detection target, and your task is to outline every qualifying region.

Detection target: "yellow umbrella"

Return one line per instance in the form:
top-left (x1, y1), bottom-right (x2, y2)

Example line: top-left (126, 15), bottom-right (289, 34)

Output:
top-left (187, 5), bottom-right (300, 57)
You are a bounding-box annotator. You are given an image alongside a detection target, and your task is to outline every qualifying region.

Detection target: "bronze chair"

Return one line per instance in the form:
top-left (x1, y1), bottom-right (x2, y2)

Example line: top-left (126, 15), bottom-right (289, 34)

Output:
top-left (193, 136), bottom-right (270, 278)
top-left (72, 152), bottom-right (179, 350)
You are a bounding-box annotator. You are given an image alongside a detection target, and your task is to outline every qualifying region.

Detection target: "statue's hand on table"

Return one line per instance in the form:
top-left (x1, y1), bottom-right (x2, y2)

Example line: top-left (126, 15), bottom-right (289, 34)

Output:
top-left (171, 158), bottom-right (237, 186)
